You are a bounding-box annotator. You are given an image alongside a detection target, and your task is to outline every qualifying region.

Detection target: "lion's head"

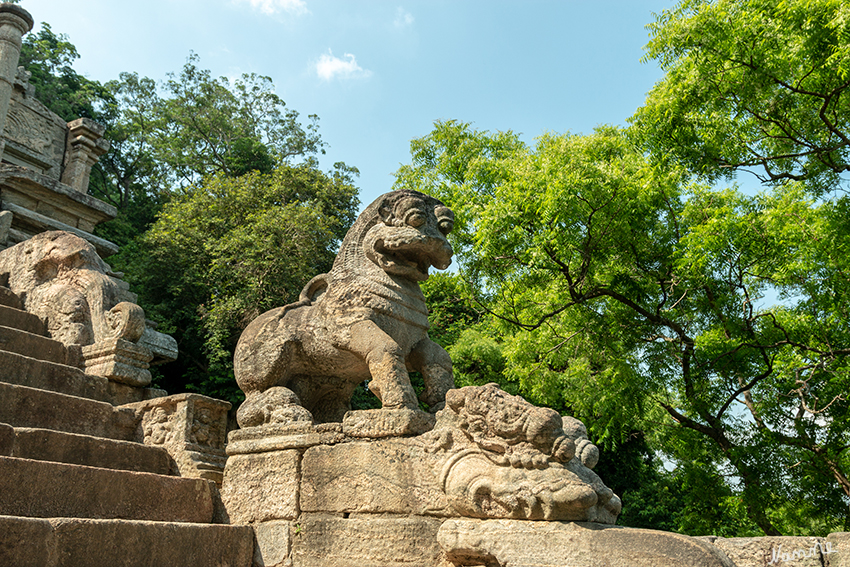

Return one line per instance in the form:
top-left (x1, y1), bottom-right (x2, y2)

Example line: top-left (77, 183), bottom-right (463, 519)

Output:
top-left (354, 190), bottom-right (454, 282)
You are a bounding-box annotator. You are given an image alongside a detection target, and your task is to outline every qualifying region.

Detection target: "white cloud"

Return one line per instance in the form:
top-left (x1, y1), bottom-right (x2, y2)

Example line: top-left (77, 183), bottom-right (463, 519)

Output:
top-left (238, 0), bottom-right (309, 15)
top-left (316, 50), bottom-right (372, 81)
top-left (394, 7), bottom-right (414, 29)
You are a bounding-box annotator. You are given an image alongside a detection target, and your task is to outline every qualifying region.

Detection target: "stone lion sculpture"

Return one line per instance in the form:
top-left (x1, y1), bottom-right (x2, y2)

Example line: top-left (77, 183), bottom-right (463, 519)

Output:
top-left (425, 384), bottom-right (621, 523)
top-left (234, 190), bottom-right (456, 426)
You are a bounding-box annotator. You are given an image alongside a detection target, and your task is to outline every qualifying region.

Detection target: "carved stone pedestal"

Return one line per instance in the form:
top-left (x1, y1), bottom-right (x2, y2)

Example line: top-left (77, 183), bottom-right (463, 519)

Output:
top-left (221, 385), bottom-right (629, 566)
top-left (82, 337), bottom-right (153, 387)
top-left (126, 393), bottom-right (230, 484)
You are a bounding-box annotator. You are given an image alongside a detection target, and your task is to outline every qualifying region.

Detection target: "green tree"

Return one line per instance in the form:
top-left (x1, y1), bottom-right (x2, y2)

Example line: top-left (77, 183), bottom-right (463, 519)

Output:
top-left (631, 0), bottom-right (850, 194)
top-left (18, 23), bottom-right (111, 122)
top-left (395, 120), bottom-right (850, 536)
top-left (94, 54), bottom-right (326, 246)
top-left (123, 163), bottom-right (359, 404)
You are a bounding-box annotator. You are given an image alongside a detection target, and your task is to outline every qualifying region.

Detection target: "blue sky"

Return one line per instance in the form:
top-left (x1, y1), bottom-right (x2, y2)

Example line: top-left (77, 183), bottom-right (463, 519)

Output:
top-left (22, 0), bottom-right (674, 209)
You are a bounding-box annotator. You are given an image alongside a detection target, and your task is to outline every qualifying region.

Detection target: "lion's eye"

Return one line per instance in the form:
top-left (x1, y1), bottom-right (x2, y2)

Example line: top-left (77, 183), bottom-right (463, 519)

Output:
top-left (438, 218), bottom-right (454, 235)
top-left (405, 210), bottom-right (426, 227)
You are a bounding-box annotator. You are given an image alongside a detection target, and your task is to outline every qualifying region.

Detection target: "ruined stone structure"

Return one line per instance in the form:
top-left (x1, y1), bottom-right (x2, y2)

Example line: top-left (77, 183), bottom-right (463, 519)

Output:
top-left (2, 3), bottom-right (850, 565)
top-left (0, 237), bottom-right (247, 564)
top-left (0, 7), bottom-right (116, 258)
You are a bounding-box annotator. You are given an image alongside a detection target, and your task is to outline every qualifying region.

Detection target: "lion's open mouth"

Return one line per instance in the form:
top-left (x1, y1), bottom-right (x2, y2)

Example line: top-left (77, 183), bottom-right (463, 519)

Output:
top-left (373, 239), bottom-right (432, 279)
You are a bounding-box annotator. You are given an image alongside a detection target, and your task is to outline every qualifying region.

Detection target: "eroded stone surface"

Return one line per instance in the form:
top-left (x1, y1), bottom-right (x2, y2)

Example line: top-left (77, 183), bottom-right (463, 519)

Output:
top-left (253, 520), bottom-right (293, 567)
top-left (300, 438), bottom-right (449, 516)
top-left (710, 536), bottom-right (830, 567)
top-left (48, 518), bottom-right (252, 567)
top-left (425, 384), bottom-right (620, 523)
top-left (126, 393), bottom-right (230, 484)
top-left (0, 231), bottom-right (178, 384)
top-left (826, 532), bottom-right (850, 567)
top-left (221, 450), bottom-right (300, 524)
top-left (233, 190), bottom-right (456, 428)
top-left (290, 514), bottom-right (446, 567)
top-left (438, 519), bottom-right (736, 567)
top-left (226, 422), bottom-right (344, 456)
top-left (342, 407), bottom-right (436, 438)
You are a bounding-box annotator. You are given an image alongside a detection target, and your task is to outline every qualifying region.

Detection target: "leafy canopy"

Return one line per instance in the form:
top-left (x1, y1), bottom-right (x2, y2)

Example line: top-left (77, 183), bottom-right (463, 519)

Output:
top-left (631, 0), bottom-right (850, 193)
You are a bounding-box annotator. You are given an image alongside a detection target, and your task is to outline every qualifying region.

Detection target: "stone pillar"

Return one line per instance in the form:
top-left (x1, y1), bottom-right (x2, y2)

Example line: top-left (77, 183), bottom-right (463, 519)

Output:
top-left (0, 4), bottom-right (32, 158)
top-left (61, 118), bottom-right (109, 193)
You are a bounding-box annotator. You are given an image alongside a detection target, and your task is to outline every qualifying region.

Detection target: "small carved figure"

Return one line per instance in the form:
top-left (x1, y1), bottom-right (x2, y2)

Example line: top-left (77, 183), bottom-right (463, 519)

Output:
top-left (234, 190), bottom-right (456, 426)
top-left (0, 230), bottom-right (176, 386)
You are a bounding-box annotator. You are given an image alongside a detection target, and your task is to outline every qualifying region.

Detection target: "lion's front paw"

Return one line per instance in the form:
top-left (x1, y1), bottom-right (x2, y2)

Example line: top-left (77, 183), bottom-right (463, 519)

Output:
top-left (237, 387), bottom-right (314, 428)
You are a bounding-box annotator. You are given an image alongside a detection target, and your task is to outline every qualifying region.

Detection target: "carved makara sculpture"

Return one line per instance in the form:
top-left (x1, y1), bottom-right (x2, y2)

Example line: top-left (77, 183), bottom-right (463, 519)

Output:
top-left (234, 190), bottom-right (456, 426)
top-left (0, 230), bottom-right (176, 386)
top-left (0, 230), bottom-right (144, 345)
top-left (427, 384), bottom-right (621, 523)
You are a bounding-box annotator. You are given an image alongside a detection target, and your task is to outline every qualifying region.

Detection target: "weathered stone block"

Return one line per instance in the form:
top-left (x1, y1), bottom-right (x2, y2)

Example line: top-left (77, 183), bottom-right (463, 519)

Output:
top-left (0, 284), bottom-right (22, 308)
top-left (226, 422), bottom-right (344, 456)
top-left (0, 515), bottom-right (53, 567)
top-left (437, 519), bottom-right (736, 567)
top-left (48, 518), bottom-right (253, 567)
top-left (0, 516), bottom-right (253, 567)
top-left (0, 456), bottom-right (213, 522)
top-left (253, 520), bottom-right (293, 567)
top-left (0, 302), bottom-right (44, 334)
top-left (343, 407), bottom-right (436, 438)
top-left (0, 323), bottom-right (66, 363)
top-left (82, 337), bottom-right (152, 387)
top-left (221, 449), bottom-right (300, 524)
top-left (0, 349), bottom-right (164, 405)
top-left (826, 532), bottom-right (850, 566)
top-left (290, 514), bottom-right (445, 567)
top-left (0, 421), bottom-right (12, 455)
top-left (0, 381), bottom-right (135, 440)
top-left (11, 427), bottom-right (172, 474)
top-left (126, 393), bottom-right (230, 483)
top-left (300, 438), bottom-right (448, 516)
top-left (712, 535), bottom-right (831, 567)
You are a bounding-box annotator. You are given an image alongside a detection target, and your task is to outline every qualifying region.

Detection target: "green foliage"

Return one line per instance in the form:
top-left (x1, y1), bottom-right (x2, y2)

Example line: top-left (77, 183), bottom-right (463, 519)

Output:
top-left (93, 54), bottom-right (327, 246)
top-left (420, 272), bottom-right (480, 349)
top-left (19, 24), bottom-right (112, 122)
top-left (395, 120), bottom-right (850, 535)
top-left (118, 164), bottom-right (359, 404)
top-left (631, 0), bottom-right (850, 194)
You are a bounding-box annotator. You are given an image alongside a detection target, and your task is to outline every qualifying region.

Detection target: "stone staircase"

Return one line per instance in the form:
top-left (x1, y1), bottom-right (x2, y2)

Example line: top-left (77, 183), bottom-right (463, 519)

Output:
top-left (0, 285), bottom-right (254, 566)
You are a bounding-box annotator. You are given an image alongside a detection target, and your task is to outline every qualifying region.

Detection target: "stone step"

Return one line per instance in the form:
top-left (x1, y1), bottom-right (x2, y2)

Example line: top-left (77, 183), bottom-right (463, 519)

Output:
top-left (0, 303), bottom-right (46, 335)
top-left (3, 426), bottom-right (172, 475)
top-left (0, 456), bottom-right (214, 523)
top-left (0, 382), bottom-right (136, 441)
top-left (0, 516), bottom-right (254, 567)
top-left (0, 324), bottom-right (67, 364)
top-left (0, 285), bottom-right (23, 309)
top-left (0, 349), bottom-right (167, 406)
